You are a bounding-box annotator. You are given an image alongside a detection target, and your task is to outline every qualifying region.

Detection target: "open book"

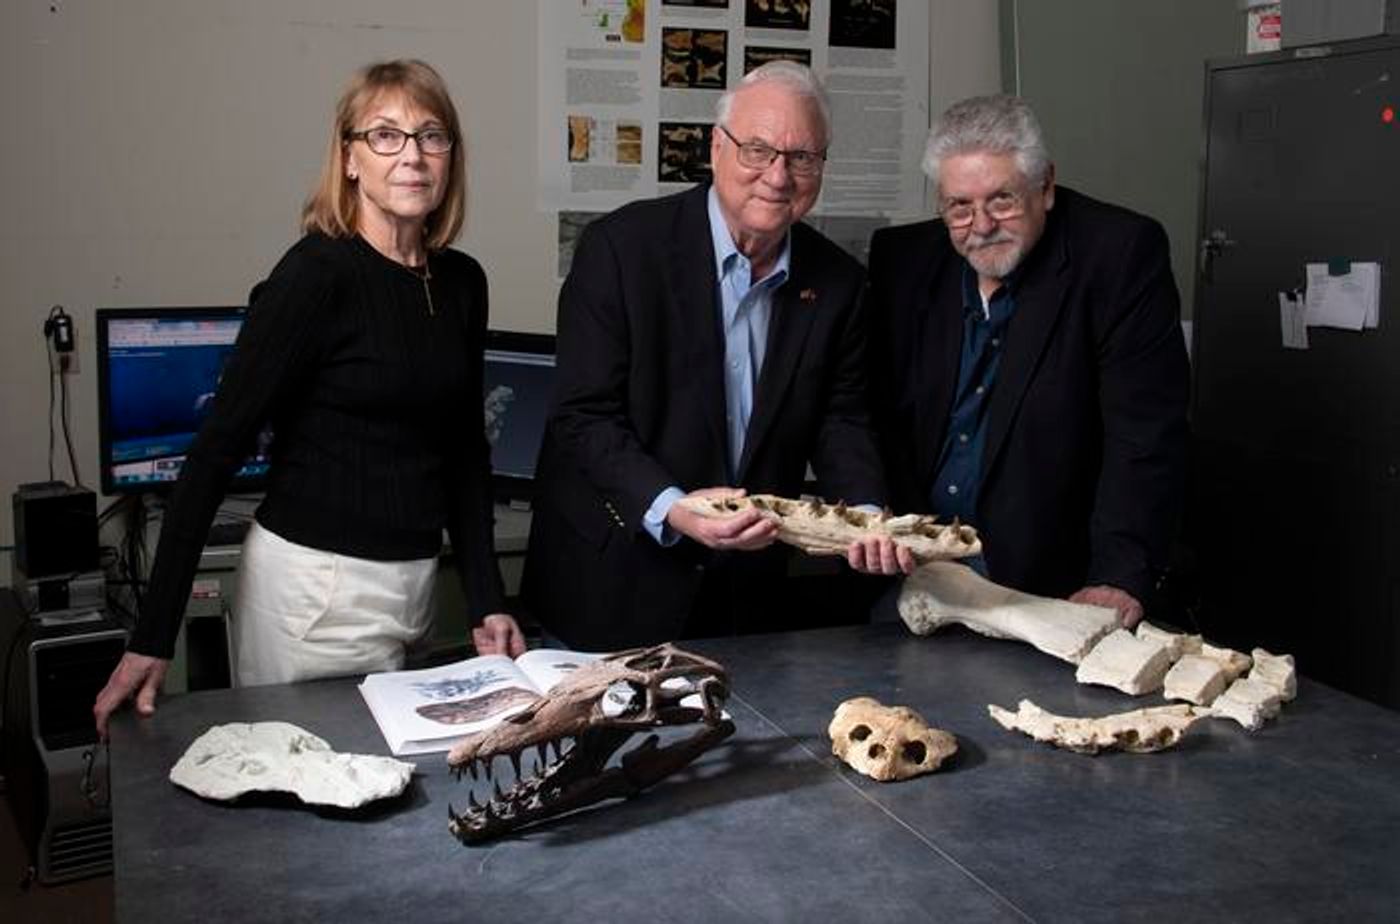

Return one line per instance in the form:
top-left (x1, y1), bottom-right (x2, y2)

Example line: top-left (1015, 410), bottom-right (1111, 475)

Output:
top-left (358, 649), bottom-right (600, 756)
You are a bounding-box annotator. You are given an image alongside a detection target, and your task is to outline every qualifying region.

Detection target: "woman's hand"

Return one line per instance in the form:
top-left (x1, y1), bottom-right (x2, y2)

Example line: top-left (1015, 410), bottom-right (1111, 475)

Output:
top-left (472, 613), bottom-right (527, 657)
top-left (93, 652), bottom-right (171, 739)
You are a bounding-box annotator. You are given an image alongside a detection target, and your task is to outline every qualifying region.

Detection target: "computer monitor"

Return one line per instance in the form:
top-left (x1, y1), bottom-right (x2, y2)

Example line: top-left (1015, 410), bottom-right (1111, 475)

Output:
top-left (482, 330), bottom-right (556, 505)
top-left (95, 307), bottom-right (272, 495)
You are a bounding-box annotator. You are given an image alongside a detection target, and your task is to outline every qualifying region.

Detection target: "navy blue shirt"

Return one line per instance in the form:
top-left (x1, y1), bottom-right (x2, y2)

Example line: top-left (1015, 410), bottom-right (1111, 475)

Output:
top-left (930, 263), bottom-right (1018, 551)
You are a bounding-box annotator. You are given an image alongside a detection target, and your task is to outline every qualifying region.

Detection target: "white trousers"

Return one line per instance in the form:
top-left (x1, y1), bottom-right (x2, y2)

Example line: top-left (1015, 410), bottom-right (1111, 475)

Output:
top-left (232, 522), bottom-right (436, 687)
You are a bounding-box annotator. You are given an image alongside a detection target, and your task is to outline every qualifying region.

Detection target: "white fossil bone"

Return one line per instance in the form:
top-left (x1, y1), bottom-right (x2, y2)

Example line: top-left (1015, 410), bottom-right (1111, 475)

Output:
top-left (1075, 629), bottom-right (1173, 695)
top-left (1134, 621), bottom-right (1203, 661)
top-left (678, 494), bottom-right (982, 564)
top-left (1163, 653), bottom-right (1230, 706)
top-left (1210, 677), bottom-right (1282, 731)
top-left (987, 699), bottom-right (1202, 754)
top-left (169, 721), bottom-right (414, 808)
top-left (828, 697), bottom-right (957, 781)
top-left (1201, 642), bottom-right (1253, 682)
top-left (897, 562), bottom-right (1119, 664)
top-left (1249, 648), bottom-right (1297, 701)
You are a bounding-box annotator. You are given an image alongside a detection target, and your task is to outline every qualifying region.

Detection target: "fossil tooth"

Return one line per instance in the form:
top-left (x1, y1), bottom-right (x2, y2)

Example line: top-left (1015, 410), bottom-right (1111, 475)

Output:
top-left (467, 791), bottom-right (480, 810)
top-left (536, 742), bottom-right (549, 769)
top-left (493, 779), bottom-right (506, 801)
top-left (509, 751), bottom-right (522, 779)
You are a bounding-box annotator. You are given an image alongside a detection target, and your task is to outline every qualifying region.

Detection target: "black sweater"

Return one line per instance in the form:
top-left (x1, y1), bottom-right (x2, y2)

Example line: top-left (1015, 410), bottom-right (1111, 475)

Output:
top-left (130, 233), bottom-right (506, 658)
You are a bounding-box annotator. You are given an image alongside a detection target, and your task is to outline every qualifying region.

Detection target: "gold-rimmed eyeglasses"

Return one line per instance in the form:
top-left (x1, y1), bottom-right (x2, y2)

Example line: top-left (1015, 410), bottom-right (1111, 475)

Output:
top-left (940, 190), bottom-right (1028, 229)
top-left (345, 126), bottom-right (454, 156)
top-left (717, 124), bottom-right (826, 177)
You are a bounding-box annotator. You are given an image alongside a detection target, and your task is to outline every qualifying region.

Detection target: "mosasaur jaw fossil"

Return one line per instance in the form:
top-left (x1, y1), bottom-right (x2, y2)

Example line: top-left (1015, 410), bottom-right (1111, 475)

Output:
top-left (678, 493), bottom-right (982, 564)
top-left (445, 644), bottom-right (734, 843)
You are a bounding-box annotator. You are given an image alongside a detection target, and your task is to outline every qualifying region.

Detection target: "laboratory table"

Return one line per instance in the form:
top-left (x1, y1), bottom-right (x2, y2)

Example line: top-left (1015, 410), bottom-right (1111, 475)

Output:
top-left (110, 623), bottom-right (1400, 922)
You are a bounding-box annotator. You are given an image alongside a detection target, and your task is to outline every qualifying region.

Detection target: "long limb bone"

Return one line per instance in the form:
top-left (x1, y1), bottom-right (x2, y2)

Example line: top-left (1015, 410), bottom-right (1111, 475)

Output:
top-left (899, 562), bottom-right (1119, 664)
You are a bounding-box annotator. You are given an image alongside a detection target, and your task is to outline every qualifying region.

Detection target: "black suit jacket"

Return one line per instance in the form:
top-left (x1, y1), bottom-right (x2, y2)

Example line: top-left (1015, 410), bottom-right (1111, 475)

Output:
top-left (865, 186), bottom-right (1189, 605)
top-left (524, 184), bottom-right (886, 650)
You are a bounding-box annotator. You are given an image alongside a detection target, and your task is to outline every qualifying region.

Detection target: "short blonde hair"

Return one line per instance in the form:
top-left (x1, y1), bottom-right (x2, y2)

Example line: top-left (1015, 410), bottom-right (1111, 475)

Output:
top-left (301, 59), bottom-right (467, 251)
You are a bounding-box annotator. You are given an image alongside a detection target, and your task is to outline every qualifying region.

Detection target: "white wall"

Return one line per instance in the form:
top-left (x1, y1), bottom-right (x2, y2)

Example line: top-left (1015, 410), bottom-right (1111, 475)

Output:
top-left (0, 0), bottom-right (1000, 549)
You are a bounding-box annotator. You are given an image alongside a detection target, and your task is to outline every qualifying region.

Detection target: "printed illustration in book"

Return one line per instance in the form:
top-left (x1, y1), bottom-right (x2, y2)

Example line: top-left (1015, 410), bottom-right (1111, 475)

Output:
top-left (359, 649), bottom-right (601, 756)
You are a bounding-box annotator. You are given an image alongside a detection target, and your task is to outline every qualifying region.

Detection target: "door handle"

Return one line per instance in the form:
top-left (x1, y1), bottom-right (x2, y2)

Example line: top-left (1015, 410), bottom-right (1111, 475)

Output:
top-left (1199, 229), bottom-right (1236, 283)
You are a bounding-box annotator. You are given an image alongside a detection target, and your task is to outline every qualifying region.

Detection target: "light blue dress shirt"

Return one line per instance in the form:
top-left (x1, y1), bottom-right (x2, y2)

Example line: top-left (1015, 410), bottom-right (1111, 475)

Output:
top-left (642, 188), bottom-right (791, 545)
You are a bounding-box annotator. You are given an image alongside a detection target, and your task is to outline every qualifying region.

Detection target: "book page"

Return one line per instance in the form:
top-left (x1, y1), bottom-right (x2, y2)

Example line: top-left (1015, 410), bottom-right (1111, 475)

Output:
top-left (514, 648), bottom-right (603, 693)
top-left (358, 655), bottom-right (543, 755)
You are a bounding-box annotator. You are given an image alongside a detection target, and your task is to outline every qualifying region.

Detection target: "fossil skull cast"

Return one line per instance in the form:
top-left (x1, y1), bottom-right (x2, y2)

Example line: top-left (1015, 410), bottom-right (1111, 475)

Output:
top-left (445, 644), bottom-right (734, 842)
top-left (828, 697), bottom-right (958, 781)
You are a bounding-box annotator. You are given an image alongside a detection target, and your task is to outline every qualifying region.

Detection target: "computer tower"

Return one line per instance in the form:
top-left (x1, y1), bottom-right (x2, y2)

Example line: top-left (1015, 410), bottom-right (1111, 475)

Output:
top-left (1, 592), bottom-right (126, 884)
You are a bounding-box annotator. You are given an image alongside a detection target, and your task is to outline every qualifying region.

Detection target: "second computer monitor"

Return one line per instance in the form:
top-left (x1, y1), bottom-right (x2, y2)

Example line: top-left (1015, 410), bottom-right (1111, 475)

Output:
top-left (482, 330), bottom-right (556, 506)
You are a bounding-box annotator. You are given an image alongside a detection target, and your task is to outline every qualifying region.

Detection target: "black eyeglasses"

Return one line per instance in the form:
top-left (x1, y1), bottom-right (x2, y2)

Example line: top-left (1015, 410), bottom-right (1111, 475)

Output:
top-left (345, 126), bottom-right (454, 156)
top-left (717, 124), bottom-right (825, 177)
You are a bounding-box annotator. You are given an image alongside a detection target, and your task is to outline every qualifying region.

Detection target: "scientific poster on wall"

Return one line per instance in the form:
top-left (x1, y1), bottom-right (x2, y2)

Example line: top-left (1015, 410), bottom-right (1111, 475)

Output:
top-left (538, 0), bottom-right (931, 235)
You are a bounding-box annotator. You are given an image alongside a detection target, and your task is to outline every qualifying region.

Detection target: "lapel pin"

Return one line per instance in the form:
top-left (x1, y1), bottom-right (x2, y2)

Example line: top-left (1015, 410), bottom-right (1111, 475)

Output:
top-left (800, 288), bottom-right (817, 302)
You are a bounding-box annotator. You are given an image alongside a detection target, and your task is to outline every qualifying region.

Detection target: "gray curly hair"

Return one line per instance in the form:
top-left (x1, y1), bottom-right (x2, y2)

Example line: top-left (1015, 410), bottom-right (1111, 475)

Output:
top-left (922, 94), bottom-right (1051, 190)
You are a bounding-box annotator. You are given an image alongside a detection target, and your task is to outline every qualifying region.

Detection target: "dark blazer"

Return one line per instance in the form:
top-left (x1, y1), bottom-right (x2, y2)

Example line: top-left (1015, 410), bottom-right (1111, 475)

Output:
top-left (524, 184), bottom-right (886, 650)
top-left (865, 186), bottom-right (1189, 605)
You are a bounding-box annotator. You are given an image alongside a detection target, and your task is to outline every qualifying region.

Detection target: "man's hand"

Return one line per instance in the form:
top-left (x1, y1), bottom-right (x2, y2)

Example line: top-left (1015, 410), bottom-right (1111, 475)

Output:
top-left (846, 535), bottom-right (916, 576)
top-left (93, 652), bottom-right (170, 740)
top-left (665, 487), bottom-right (779, 551)
top-left (1069, 585), bottom-right (1144, 629)
top-left (472, 613), bottom-right (528, 657)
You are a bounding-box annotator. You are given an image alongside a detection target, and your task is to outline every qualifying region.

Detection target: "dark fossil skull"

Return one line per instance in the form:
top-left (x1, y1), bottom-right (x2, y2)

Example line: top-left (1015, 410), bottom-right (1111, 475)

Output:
top-left (445, 644), bottom-right (734, 842)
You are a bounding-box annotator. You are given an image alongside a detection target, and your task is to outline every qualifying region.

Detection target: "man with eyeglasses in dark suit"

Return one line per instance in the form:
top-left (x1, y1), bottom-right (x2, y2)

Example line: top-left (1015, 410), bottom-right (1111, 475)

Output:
top-left (865, 94), bottom-right (1189, 630)
top-left (524, 62), bottom-right (912, 652)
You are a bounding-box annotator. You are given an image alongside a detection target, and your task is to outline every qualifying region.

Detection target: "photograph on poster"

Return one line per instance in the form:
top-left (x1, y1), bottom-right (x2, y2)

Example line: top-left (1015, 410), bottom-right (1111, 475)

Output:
top-left (558, 211), bottom-right (605, 277)
top-left (659, 122), bottom-right (714, 183)
top-left (616, 123), bottom-right (642, 163)
top-left (567, 115), bottom-right (644, 165)
top-left (661, 28), bottom-right (729, 89)
top-left (743, 44), bottom-right (812, 74)
top-left (575, 0), bottom-right (646, 43)
top-left (568, 115), bottom-right (592, 162)
top-left (830, 0), bottom-right (896, 49)
top-left (745, 0), bottom-right (810, 31)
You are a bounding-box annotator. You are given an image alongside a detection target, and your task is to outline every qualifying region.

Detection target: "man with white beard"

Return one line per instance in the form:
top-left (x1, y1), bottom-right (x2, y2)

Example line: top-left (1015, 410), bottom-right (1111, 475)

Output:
top-left (864, 94), bottom-right (1189, 630)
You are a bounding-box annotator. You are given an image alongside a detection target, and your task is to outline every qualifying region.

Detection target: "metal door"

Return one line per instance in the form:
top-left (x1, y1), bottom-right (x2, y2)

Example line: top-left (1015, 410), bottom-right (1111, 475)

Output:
top-left (1191, 38), bottom-right (1400, 708)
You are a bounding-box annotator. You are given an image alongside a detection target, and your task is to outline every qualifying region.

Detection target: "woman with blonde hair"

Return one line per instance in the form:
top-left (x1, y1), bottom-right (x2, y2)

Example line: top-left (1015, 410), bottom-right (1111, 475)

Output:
top-left (95, 59), bottom-right (524, 735)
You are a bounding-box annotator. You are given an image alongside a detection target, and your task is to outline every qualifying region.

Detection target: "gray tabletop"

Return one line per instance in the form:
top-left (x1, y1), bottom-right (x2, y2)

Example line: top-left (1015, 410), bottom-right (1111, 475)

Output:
top-left (111, 623), bottom-right (1400, 922)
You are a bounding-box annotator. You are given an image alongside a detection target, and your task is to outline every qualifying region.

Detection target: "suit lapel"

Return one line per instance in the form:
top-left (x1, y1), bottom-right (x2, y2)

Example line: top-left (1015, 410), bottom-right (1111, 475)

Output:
top-left (983, 219), bottom-right (1070, 475)
top-left (915, 244), bottom-right (965, 487)
top-left (668, 187), bottom-right (729, 472)
top-left (736, 226), bottom-right (818, 481)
